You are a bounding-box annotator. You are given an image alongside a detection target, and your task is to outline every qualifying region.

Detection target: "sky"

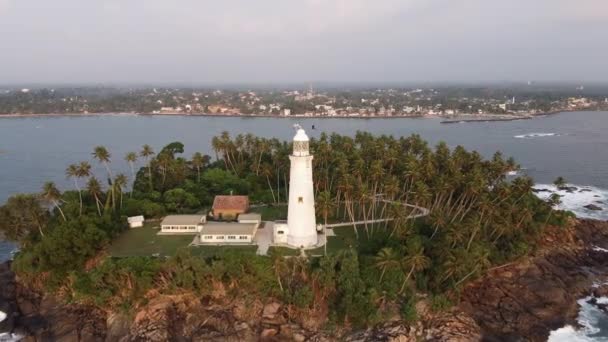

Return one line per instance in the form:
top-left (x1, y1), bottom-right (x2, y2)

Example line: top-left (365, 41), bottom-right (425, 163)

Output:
top-left (0, 0), bottom-right (607, 85)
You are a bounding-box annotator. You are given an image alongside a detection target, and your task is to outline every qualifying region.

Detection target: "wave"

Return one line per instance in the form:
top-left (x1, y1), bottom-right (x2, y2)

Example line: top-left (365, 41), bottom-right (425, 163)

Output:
top-left (0, 311), bottom-right (23, 341)
top-left (514, 132), bottom-right (558, 139)
top-left (548, 295), bottom-right (608, 341)
top-left (0, 332), bottom-right (23, 341)
top-left (533, 184), bottom-right (608, 221)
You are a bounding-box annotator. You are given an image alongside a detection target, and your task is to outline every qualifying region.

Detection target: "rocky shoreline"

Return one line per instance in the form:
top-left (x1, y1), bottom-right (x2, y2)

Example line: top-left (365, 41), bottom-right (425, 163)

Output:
top-left (1, 219), bottom-right (607, 341)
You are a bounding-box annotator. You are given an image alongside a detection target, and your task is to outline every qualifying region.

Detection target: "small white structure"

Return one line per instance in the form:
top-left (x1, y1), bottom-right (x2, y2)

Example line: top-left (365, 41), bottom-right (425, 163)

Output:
top-left (161, 215), bottom-right (206, 234)
top-left (273, 221), bottom-right (289, 244)
top-left (200, 222), bottom-right (257, 243)
top-left (127, 215), bottom-right (144, 228)
top-left (238, 213), bottom-right (262, 228)
top-left (285, 126), bottom-right (318, 248)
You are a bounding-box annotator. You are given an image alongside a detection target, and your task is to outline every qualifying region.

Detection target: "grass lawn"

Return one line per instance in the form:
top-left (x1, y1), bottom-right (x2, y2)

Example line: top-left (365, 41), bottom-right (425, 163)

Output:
top-left (251, 205), bottom-right (288, 221)
top-left (189, 245), bottom-right (258, 258)
top-left (305, 236), bottom-right (352, 256)
top-left (108, 222), bottom-right (194, 257)
top-left (267, 246), bottom-right (301, 256)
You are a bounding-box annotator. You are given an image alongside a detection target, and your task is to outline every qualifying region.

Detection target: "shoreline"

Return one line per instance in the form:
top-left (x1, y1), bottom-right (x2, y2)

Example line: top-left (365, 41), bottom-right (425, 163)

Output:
top-left (0, 109), bottom-right (590, 121)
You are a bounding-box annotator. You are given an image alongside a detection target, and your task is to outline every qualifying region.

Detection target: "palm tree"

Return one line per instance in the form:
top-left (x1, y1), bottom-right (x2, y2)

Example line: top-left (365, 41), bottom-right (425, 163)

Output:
top-left (92, 146), bottom-right (113, 179)
top-left (66, 164), bottom-right (81, 214)
top-left (316, 191), bottom-right (336, 255)
top-left (374, 247), bottom-right (400, 282)
top-left (260, 163), bottom-right (276, 203)
top-left (40, 182), bottom-right (66, 221)
top-left (114, 173), bottom-right (128, 210)
top-left (191, 152), bottom-right (205, 183)
top-left (87, 177), bottom-right (103, 216)
top-left (66, 162), bottom-right (90, 216)
top-left (140, 144), bottom-right (155, 190)
top-left (93, 146), bottom-right (114, 207)
top-left (124, 152), bottom-right (138, 186)
top-left (399, 247), bottom-right (431, 294)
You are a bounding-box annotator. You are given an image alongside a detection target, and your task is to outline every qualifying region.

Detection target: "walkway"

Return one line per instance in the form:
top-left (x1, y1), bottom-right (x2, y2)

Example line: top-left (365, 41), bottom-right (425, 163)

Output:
top-left (254, 221), bottom-right (274, 255)
top-left (323, 197), bottom-right (429, 229)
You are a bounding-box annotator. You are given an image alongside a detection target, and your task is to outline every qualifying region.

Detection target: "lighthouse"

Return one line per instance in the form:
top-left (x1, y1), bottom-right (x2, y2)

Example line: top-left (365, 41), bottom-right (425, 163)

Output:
top-left (286, 125), bottom-right (318, 247)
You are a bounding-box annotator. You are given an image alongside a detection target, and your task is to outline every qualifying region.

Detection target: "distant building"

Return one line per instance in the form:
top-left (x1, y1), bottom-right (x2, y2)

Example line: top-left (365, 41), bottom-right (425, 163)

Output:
top-left (200, 222), bottom-right (257, 244)
top-left (283, 108), bottom-right (291, 116)
top-left (161, 215), bottom-right (206, 234)
top-left (127, 215), bottom-right (144, 228)
top-left (212, 195), bottom-right (250, 220)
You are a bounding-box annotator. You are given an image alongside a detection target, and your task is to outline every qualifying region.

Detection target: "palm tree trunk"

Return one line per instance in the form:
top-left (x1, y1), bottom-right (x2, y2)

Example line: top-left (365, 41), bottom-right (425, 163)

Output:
top-left (399, 266), bottom-right (415, 294)
top-left (266, 175), bottom-right (276, 203)
top-left (54, 201), bottom-right (67, 221)
top-left (74, 179), bottom-right (83, 216)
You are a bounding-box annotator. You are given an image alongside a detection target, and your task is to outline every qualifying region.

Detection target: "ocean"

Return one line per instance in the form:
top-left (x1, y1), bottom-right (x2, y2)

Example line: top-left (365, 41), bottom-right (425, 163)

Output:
top-left (1, 111), bottom-right (607, 340)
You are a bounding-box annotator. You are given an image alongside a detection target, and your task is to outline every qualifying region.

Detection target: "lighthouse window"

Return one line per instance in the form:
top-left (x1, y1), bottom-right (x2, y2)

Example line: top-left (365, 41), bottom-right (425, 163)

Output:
top-left (298, 196), bottom-right (303, 203)
top-left (277, 230), bottom-right (284, 235)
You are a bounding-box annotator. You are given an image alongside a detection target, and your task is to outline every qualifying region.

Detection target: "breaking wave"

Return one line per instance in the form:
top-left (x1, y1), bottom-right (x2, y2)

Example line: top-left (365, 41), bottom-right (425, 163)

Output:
top-left (0, 310), bottom-right (24, 341)
top-left (548, 295), bottom-right (608, 342)
top-left (514, 132), bottom-right (558, 139)
top-left (533, 184), bottom-right (608, 221)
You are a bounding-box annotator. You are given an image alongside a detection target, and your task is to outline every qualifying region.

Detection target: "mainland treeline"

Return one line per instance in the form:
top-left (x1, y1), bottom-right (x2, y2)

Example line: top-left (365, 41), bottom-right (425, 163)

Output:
top-left (0, 132), bottom-right (570, 327)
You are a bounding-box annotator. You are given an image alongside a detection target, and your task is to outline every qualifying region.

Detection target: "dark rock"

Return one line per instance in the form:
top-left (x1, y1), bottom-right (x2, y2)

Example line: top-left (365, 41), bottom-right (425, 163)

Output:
top-left (533, 189), bottom-right (551, 193)
top-left (593, 285), bottom-right (608, 298)
top-left (560, 186), bottom-right (578, 193)
top-left (579, 189), bottom-right (593, 193)
top-left (584, 204), bottom-right (603, 211)
top-left (459, 219), bottom-right (608, 342)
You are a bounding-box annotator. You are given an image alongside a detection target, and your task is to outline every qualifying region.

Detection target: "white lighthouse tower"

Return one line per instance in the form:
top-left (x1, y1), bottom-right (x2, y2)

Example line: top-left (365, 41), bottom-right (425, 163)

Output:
top-left (286, 125), bottom-right (318, 248)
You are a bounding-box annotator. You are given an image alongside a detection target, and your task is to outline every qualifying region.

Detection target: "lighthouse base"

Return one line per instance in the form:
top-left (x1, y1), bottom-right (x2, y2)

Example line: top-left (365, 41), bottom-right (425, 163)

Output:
top-left (287, 232), bottom-right (318, 248)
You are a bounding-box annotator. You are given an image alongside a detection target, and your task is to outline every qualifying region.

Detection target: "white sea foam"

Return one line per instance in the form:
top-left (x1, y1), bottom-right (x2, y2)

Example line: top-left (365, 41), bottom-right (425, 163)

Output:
top-left (514, 132), bottom-right (558, 139)
top-left (593, 246), bottom-right (608, 253)
top-left (549, 296), bottom-right (608, 342)
top-left (0, 332), bottom-right (23, 342)
top-left (506, 170), bottom-right (519, 176)
top-left (533, 184), bottom-right (608, 221)
top-left (0, 310), bottom-right (23, 342)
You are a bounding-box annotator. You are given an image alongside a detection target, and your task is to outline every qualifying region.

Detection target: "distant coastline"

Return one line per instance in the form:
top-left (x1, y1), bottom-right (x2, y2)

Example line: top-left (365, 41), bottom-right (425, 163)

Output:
top-left (0, 110), bottom-right (586, 121)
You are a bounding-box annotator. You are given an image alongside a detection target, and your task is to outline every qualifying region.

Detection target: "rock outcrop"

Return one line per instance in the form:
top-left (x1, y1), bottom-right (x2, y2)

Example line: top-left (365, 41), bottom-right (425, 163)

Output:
top-left (2, 219), bottom-right (607, 342)
top-left (459, 219), bottom-right (608, 341)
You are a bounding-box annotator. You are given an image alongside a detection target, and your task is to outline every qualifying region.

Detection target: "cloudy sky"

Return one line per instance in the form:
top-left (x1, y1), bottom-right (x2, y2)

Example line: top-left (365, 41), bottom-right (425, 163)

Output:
top-left (0, 0), bottom-right (607, 84)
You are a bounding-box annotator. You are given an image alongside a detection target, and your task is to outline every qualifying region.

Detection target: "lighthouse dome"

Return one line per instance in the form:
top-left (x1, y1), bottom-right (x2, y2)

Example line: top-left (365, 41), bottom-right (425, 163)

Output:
top-left (293, 128), bottom-right (309, 142)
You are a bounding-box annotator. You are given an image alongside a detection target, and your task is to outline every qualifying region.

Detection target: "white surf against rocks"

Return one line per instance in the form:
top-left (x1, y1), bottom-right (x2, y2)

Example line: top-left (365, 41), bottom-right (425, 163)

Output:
top-left (533, 184), bottom-right (608, 221)
top-left (548, 296), bottom-right (608, 342)
top-left (514, 132), bottom-right (559, 139)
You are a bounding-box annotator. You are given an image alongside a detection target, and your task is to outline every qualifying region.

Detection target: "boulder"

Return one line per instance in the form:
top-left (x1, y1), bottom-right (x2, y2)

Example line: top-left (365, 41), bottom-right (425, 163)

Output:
top-left (261, 328), bottom-right (278, 338)
top-left (262, 302), bottom-right (281, 319)
top-left (593, 285), bottom-right (608, 298)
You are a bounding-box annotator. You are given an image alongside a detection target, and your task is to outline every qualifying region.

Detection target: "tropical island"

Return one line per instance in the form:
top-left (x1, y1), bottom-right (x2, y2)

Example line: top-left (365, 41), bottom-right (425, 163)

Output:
top-left (1, 130), bottom-right (607, 341)
top-left (1, 84), bottom-right (607, 119)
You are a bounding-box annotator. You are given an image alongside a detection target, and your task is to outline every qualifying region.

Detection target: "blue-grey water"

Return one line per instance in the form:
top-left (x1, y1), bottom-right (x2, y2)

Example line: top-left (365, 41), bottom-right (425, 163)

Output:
top-left (1, 111), bottom-right (608, 339)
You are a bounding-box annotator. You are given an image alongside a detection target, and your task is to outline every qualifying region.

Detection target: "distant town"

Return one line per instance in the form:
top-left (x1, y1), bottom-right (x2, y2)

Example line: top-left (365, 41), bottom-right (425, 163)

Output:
top-left (1, 84), bottom-right (608, 119)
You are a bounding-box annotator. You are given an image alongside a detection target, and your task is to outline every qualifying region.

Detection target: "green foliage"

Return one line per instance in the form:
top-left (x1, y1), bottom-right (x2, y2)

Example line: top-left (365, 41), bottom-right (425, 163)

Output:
top-left (430, 294), bottom-right (453, 312)
top-left (13, 215), bottom-right (122, 278)
top-left (400, 297), bottom-right (418, 323)
top-left (163, 188), bottom-right (200, 213)
top-left (72, 257), bottom-right (161, 307)
top-left (0, 194), bottom-right (49, 245)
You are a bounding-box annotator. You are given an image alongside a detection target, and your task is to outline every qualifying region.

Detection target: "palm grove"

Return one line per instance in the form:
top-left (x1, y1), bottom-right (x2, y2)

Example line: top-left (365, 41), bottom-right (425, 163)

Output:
top-left (0, 132), bottom-right (570, 327)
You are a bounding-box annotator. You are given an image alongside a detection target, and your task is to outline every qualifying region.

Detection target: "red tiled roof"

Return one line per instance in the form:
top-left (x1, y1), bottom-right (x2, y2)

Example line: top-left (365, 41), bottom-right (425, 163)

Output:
top-left (212, 195), bottom-right (249, 211)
